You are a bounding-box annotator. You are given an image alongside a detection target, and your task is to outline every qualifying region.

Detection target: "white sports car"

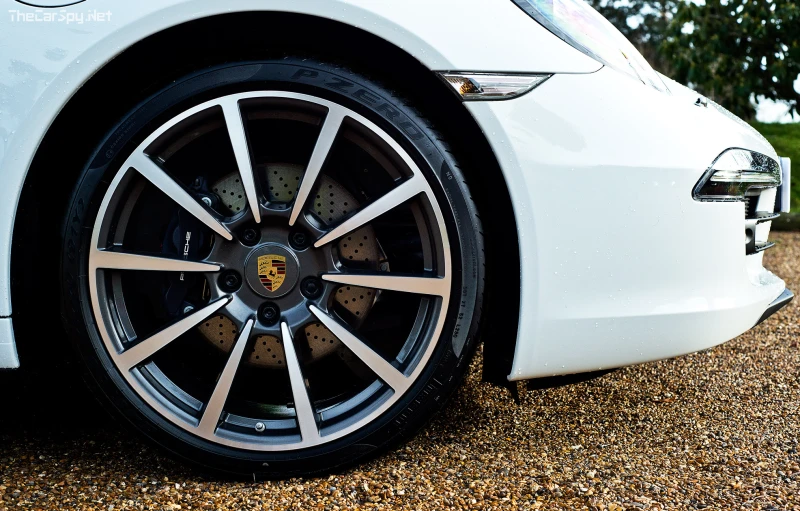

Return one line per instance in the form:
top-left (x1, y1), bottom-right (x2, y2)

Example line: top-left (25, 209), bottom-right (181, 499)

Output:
top-left (0, 0), bottom-right (792, 476)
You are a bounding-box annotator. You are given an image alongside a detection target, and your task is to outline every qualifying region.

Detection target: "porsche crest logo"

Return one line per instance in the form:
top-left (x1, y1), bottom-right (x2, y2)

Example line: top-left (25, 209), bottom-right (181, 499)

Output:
top-left (258, 255), bottom-right (287, 292)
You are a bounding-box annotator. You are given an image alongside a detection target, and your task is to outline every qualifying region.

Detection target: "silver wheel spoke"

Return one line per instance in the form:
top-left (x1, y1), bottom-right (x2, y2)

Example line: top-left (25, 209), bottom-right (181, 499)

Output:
top-left (128, 152), bottom-right (233, 240)
top-left (289, 108), bottom-right (347, 226)
top-left (322, 273), bottom-right (448, 297)
top-left (197, 318), bottom-right (255, 435)
top-left (91, 250), bottom-right (220, 273)
top-left (221, 99), bottom-right (261, 224)
top-left (117, 298), bottom-right (230, 371)
top-left (281, 322), bottom-right (320, 443)
top-left (309, 306), bottom-right (408, 391)
top-left (314, 175), bottom-right (425, 247)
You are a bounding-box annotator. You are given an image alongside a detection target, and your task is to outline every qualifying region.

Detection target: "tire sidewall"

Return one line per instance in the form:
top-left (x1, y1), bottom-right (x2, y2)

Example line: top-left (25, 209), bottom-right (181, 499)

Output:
top-left (61, 60), bottom-right (482, 477)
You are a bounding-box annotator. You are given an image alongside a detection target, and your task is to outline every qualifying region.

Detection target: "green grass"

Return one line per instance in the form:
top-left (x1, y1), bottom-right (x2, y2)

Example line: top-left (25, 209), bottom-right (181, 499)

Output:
top-left (751, 122), bottom-right (800, 211)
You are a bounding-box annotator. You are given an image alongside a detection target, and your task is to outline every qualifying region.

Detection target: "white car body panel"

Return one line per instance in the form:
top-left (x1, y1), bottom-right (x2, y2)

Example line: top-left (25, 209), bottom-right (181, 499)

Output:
top-left (0, 0), bottom-right (787, 377)
top-left (467, 68), bottom-right (783, 379)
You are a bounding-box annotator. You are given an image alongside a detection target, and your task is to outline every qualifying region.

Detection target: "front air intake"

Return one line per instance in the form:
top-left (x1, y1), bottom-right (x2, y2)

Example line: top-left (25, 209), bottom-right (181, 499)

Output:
top-left (693, 148), bottom-right (783, 255)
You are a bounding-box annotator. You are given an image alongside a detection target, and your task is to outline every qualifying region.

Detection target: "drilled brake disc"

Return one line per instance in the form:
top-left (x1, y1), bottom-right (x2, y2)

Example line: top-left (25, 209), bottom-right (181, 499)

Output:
top-left (198, 163), bottom-right (381, 368)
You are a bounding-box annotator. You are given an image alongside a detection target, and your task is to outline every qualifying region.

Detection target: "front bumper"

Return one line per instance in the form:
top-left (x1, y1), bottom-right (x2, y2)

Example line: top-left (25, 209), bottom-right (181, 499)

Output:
top-left (755, 288), bottom-right (794, 327)
top-left (466, 66), bottom-right (787, 380)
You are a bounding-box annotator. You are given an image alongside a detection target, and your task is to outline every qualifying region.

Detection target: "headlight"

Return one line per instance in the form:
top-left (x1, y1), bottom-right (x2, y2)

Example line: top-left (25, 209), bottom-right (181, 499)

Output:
top-left (511, 0), bottom-right (668, 93)
top-left (693, 149), bottom-right (782, 202)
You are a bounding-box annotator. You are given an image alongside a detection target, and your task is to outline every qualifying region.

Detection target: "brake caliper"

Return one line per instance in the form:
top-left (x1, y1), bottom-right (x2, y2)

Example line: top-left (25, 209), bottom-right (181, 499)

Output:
top-left (159, 177), bottom-right (213, 317)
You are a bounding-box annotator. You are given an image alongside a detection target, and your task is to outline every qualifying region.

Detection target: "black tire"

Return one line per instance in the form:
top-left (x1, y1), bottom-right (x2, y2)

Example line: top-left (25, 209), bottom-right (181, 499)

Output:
top-left (61, 59), bottom-right (484, 477)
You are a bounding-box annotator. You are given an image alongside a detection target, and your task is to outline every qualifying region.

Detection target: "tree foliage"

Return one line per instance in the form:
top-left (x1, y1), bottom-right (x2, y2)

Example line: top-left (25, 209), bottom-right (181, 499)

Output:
top-left (589, 0), bottom-right (799, 121)
top-left (663, 0), bottom-right (800, 120)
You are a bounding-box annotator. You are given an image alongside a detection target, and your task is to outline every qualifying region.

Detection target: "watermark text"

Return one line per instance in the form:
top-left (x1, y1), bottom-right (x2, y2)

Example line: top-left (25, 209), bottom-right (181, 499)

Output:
top-left (9, 9), bottom-right (112, 24)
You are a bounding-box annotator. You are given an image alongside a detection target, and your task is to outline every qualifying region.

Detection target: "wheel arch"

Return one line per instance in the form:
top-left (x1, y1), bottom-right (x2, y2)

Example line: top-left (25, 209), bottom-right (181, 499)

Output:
top-left (12, 11), bottom-right (520, 383)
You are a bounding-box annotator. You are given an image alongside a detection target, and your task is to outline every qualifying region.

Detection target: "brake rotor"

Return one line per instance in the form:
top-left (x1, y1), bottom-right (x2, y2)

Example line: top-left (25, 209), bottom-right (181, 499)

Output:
top-left (199, 163), bottom-right (381, 368)
top-left (211, 174), bottom-right (247, 214)
top-left (197, 314), bottom-right (238, 352)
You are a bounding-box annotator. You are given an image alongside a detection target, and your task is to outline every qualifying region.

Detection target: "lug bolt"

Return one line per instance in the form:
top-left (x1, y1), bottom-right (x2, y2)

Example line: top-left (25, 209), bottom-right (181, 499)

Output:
top-left (219, 270), bottom-right (242, 292)
top-left (290, 230), bottom-right (310, 250)
top-left (258, 302), bottom-right (280, 325)
top-left (200, 196), bottom-right (213, 207)
top-left (301, 277), bottom-right (323, 300)
top-left (241, 228), bottom-right (260, 246)
top-left (254, 422), bottom-right (266, 432)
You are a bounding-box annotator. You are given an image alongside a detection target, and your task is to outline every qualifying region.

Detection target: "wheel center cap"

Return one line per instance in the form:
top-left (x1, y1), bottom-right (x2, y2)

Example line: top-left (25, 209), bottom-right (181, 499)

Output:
top-left (244, 244), bottom-right (300, 299)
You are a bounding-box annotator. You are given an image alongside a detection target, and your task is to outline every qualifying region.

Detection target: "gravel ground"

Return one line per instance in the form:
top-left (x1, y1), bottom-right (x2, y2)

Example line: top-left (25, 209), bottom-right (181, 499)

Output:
top-left (2, 233), bottom-right (800, 510)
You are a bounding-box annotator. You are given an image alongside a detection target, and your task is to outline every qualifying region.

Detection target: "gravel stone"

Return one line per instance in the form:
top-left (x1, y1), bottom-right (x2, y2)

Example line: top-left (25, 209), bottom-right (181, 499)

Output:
top-left (2, 232), bottom-right (799, 510)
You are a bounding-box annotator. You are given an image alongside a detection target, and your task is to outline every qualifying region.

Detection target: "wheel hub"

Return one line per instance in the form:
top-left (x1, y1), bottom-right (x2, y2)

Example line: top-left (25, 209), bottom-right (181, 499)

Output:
top-left (197, 166), bottom-right (386, 368)
top-left (244, 244), bottom-right (300, 299)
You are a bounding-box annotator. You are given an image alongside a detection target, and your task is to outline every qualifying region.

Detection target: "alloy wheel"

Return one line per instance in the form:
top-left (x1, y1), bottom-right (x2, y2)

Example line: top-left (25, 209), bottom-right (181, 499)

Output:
top-left (87, 91), bottom-right (453, 451)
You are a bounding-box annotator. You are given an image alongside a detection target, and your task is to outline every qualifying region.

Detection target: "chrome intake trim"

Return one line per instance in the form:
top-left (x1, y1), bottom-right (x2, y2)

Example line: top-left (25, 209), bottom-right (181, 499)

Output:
top-left (754, 241), bottom-right (777, 254)
top-left (746, 215), bottom-right (780, 255)
top-left (755, 212), bottom-right (781, 224)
